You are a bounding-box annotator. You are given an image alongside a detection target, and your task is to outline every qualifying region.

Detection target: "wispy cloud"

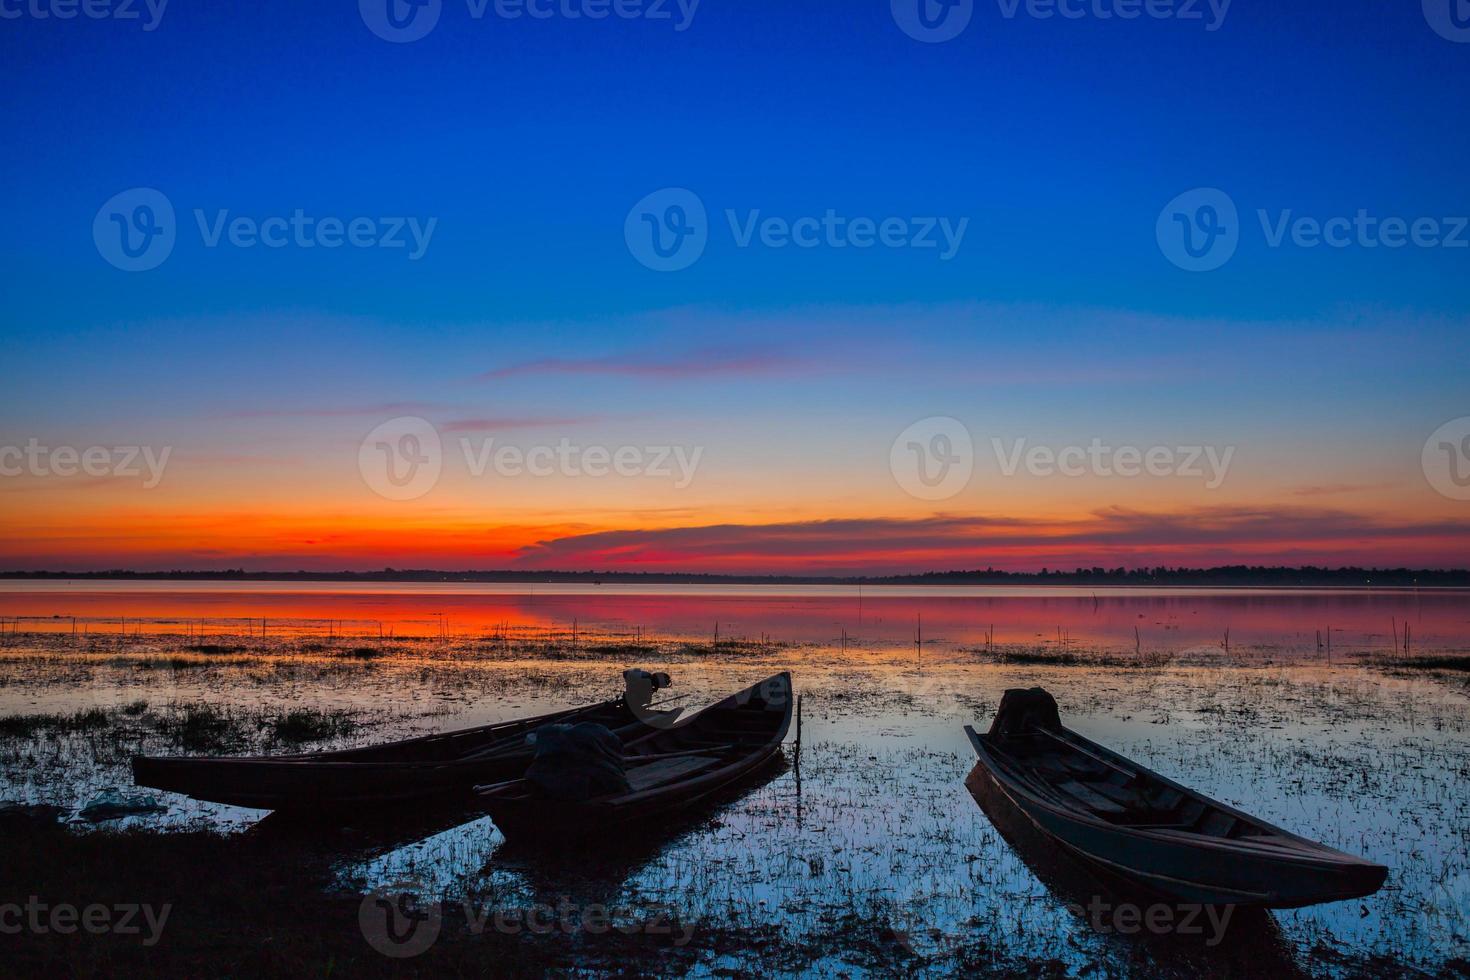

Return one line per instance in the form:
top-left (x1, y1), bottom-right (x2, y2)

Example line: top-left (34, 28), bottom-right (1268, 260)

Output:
top-left (212, 401), bottom-right (441, 420)
top-left (474, 346), bottom-right (809, 382)
top-left (1288, 482), bottom-right (1397, 497)
top-left (440, 416), bottom-right (603, 433)
top-left (510, 507), bottom-right (1470, 574)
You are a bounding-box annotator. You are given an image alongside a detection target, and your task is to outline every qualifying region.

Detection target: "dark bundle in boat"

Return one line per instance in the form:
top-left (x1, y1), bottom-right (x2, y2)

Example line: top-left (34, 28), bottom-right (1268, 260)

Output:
top-left (478, 672), bottom-right (792, 842)
top-left (966, 687), bottom-right (1388, 908)
top-left (132, 688), bottom-right (659, 813)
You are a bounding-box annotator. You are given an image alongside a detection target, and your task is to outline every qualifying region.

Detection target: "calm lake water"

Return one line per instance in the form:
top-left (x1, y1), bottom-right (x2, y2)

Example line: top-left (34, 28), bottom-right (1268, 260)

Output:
top-left (2, 583), bottom-right (1468, 975)
top-left (2, 580), bottom-right (1468, 656)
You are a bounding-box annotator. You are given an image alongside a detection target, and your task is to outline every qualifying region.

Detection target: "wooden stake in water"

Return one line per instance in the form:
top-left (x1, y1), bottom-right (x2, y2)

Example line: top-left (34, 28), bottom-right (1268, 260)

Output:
top-left (794, 694), bottom-right (802, 769)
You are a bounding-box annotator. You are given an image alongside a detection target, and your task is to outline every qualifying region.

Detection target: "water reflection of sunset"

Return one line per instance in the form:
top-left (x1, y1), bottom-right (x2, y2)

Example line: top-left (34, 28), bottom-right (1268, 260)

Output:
top-left (3, 582), bottom-right (1465, 654)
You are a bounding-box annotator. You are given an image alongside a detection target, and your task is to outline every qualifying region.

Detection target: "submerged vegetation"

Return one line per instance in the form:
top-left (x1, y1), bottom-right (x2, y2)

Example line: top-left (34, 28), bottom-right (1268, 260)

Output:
top-left (0, 623), bottom-right (1467, 976)
top-left (0, 698), bottom-right (387, 758)
top-left (1370, 654), bottom-right (1470, 673)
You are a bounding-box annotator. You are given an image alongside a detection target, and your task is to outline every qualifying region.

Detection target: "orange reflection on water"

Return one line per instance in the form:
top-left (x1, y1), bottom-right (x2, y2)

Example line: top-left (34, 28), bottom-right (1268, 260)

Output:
top-left (0, 582), bottom-right (1467, 654)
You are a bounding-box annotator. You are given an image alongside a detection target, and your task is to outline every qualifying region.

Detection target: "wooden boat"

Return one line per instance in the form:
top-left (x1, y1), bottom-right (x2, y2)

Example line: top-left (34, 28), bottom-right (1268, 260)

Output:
top-left (132, 695), bottom-right (645, 812)
top-left (966, 688), bottom-right (1388, 908)
top-left (477, 671), bottom-right (792, 841)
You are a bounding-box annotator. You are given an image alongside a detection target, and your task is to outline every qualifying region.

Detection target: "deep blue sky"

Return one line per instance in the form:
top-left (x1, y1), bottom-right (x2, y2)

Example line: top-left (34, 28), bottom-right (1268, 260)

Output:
top-left (4, 0), bottom-right (1467, 332)
top-left (1, 0), bottom-right (1468, 572)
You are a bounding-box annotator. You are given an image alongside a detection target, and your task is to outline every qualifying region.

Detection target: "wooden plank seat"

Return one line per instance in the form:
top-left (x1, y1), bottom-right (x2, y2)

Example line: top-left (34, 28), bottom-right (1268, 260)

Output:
top-left (1056, 779), bottom-right (1128, 815)
top-left (624, 756), bottom-right (720, 792)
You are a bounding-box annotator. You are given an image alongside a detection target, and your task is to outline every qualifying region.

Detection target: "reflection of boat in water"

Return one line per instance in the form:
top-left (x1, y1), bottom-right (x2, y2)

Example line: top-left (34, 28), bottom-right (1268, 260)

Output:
top-left (479, 673), bottom-right (793, 843)
top-left (489, 756), bottom-right (789, 905)
top-left (966, 754), bottom-right (1305, 975)
top-left (967, 688), bottom-right (1388, 909)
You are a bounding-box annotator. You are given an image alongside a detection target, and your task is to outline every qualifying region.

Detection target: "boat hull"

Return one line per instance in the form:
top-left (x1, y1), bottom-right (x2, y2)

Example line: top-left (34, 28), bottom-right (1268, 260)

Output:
top-left (481, 672), bottom-right (793, 844)
top-left (965, 709), bottom-right (1387, 910)
top-left (967, 757), bottom-right (1384, 907)
top-left (132, 697), bottom-right (636, 812)
top-left (131, 754), bottom-right (532, 811)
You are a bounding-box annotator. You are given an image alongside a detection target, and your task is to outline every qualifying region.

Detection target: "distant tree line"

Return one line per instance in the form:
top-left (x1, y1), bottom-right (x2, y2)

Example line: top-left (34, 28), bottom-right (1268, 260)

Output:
top-left (1, 565), bottom-right (1467, 586)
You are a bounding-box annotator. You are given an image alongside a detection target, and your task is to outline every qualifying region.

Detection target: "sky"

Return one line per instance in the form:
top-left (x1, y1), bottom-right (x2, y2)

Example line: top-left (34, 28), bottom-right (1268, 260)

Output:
top-left (1, 0), bottom-right (1468, 574)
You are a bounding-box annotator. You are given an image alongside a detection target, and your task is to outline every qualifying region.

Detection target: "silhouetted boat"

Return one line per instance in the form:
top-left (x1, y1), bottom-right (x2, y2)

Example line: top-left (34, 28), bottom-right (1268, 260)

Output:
top-left (132, 696), bottom-right (644, 812)
top-left (477, 672), bottom-right (792, 842)
top-left (966, 688), bottom-right (1388, 908)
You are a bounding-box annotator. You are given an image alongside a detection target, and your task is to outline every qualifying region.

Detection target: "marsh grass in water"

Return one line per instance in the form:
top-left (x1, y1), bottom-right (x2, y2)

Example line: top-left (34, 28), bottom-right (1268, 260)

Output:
top-left (0, 707), bottom-right (112, 738)
top-left (1, 627), bottom-right (1469, 976)
top-left (271, 708), bottom-right (357, 744)
top-left (0, 699), bottom-right (395, 762)
top-left (1370, 654), bottom-right (1470, 673)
